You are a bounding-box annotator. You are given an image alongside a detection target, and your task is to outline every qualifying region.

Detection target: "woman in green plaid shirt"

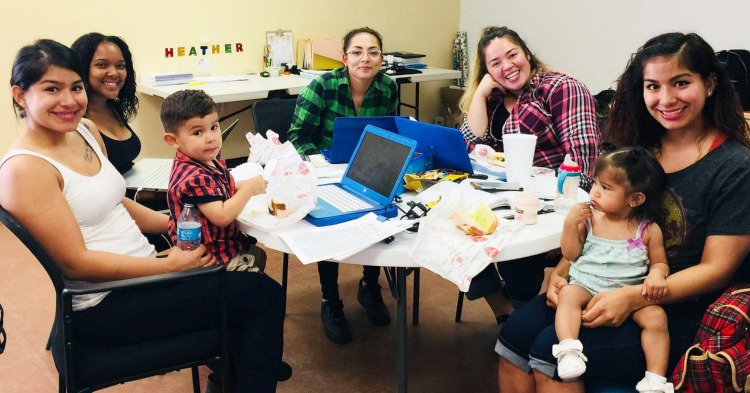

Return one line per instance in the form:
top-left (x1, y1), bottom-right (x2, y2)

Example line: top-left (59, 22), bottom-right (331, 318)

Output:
top-left (288, 27), bottom-right (397, 344)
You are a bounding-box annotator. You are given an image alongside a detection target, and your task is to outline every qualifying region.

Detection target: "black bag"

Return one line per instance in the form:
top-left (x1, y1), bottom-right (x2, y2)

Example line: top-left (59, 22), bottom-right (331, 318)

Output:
top-left (716, 49), bottom-right (750, 111)
top-left (593, 89), bottom-right (615, 130)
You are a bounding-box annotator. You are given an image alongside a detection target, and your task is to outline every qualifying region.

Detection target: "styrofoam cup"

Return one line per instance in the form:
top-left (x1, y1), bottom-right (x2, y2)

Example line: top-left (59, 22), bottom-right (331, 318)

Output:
top-left (503, 134), bottom-right (537, 186)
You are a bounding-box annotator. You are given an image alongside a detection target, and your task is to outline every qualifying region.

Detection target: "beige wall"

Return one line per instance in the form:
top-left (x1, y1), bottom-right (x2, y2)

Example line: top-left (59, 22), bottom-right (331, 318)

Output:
top-left (0, 0), bottom-right (460, 159)
top-left (460, 0), bottom-right (750, 94)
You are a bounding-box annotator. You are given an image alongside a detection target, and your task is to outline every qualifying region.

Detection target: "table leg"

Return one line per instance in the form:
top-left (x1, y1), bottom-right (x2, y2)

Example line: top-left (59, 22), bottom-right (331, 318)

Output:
top-left (282, 253), bottom-right (289, 315)
top-left (397, 267), bottom-right (408, 393)
top-left (412, 268), bottom-right (419, 325)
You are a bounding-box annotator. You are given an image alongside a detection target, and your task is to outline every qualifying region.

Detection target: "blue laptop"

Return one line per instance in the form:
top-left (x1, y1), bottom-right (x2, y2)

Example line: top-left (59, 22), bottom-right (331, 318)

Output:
top-left (321, 116), bottom-right (408, 164)
top-left (306, 125), bottom-right (417, 226)
top-left (393, 117), bottom-right (474, 174)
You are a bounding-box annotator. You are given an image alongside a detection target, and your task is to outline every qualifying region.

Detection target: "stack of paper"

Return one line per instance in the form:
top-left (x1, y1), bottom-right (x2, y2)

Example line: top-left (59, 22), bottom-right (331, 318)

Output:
top-left (384, 51), bottom-right (427, 68)
top-left (140, 73), bottom-right (193, 86)
top-left (300, 69), bottom-right (328, 80)
top-left (275, 213), bottom-right (415, 264)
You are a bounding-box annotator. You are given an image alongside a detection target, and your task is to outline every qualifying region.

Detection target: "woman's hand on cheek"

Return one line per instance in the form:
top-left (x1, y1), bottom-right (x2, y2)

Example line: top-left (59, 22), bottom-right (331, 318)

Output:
top-left (478, 73), bottom-right (504, 98)
top-left (581, 287), bottom-right (634, 328)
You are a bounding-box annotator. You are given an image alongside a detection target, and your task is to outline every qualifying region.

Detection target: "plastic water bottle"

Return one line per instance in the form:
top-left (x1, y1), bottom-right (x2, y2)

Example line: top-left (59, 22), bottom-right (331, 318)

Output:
top-left (554, 154), bottom-right (580, 215)
top-left (176, 203), bottom-right (202, 251)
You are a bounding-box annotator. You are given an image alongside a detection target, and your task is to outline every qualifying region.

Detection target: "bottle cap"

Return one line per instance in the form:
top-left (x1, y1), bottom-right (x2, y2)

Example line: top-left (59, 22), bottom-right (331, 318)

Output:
top-left (514, 190), bottom-right (540, 210)
top-left (559, 154), bottom-right (580, 172)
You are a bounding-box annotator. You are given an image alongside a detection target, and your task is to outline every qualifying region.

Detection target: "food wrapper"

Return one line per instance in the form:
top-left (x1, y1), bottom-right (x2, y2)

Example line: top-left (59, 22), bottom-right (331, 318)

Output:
top-left (238, 148), bottom-right (317, 231)
top-left (470, 144), bottom-right (505, 167)
top-left (402, 169), bottom-right (469, 193)
top-left (246, 130), bottom-right (298, 165)
top-left (408, 181), bottom-right (523, 291)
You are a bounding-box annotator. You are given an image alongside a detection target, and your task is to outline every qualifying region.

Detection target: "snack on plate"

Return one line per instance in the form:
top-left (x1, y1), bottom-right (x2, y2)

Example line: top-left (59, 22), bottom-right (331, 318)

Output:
top-left (268, 198), bottom-right (292, 218)
top-left (450, 203), bottom-right (498, 236)
top-left (488, 152), bottom-right (506, 167)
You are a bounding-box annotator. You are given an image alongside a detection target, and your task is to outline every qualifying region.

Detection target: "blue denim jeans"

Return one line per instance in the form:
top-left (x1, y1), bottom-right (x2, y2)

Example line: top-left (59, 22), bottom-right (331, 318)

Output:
top-left (496, 293), bottom-right (707, 384)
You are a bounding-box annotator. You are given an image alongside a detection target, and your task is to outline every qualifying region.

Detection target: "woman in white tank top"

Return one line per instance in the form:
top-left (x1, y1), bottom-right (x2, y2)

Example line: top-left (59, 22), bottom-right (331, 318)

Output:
top-left (1, 39), bottom-right (288, 392)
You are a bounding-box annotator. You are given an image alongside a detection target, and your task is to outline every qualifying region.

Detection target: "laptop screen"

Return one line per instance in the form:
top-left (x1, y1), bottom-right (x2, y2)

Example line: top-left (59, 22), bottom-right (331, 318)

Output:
top-left (346, 131), bottom-right (413, 197)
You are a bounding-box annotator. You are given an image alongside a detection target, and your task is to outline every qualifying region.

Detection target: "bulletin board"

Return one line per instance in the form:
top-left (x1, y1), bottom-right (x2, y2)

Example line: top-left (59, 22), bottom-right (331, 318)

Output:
top-left (266, 30), bottom-right (294, 67)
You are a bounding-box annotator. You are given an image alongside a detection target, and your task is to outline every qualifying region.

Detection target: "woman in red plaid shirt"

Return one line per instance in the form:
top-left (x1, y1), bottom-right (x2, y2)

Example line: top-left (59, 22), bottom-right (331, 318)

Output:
top-left (458, 26), bottom-right (602, 326)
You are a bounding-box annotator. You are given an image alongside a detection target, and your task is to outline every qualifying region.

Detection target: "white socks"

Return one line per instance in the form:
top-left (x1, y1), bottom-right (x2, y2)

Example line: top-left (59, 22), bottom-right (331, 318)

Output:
top-left (635, 371), bottom-right (674, 393)
top-left (552, 339), bottom-right (588, 381)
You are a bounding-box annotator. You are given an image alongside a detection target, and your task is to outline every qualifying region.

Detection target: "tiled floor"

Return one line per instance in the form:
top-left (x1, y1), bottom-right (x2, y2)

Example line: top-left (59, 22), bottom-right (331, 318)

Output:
top-left (0, 223), bottom-right (503, 392)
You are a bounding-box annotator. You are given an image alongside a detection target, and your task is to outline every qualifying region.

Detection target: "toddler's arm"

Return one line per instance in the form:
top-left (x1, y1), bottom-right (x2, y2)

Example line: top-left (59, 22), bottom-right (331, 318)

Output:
top-left (560, 203), bottom-right (592, 261)
top-left (199, 175), bottom-right (267, 228)
top-left (642, 222), bottom-right (669, 302)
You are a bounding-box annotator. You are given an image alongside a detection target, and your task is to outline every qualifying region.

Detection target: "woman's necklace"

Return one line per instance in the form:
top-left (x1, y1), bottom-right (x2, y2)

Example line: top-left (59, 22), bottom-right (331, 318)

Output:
top-left (693, 131), bottom-right (712, 163)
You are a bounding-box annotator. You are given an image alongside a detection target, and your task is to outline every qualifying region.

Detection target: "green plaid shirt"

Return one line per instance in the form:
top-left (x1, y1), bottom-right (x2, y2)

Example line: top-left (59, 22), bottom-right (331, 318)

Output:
top-left (288, 67), bottom-right (399, 155)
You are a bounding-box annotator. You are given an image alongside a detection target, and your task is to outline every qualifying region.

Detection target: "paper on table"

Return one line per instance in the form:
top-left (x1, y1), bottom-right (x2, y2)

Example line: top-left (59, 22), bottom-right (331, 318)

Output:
top-left (314, 163), bottom-right (347, 179)
top-left (193, 75), bottom-right (248, 83)
top-left (275, 213), bottom-right (414, 264)
top-left (415, 181), bottom-right (512, 210)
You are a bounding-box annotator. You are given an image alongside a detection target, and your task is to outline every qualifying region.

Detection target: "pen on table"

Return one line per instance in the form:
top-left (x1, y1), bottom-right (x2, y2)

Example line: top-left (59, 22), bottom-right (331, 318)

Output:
top-left (187, 81), bottom-right (206, 86)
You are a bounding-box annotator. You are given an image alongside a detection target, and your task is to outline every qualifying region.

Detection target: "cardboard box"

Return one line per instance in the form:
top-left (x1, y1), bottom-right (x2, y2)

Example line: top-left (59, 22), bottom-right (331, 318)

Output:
top-left (440, 86), bottom-right (465, 129)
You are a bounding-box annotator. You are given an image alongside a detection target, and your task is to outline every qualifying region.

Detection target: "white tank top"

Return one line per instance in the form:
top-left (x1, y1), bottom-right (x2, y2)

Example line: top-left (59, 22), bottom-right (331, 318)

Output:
top-left (0, 123), bottom-right (156, 310)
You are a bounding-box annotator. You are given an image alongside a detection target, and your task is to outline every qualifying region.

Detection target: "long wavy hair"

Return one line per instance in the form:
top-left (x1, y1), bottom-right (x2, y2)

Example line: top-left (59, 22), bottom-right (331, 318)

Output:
top-left (71, 33), bottom-right (138, 124)
top-left (605, 32), bottom-right (750, 149)
top-left (458, 26), bottom-right (548, 114)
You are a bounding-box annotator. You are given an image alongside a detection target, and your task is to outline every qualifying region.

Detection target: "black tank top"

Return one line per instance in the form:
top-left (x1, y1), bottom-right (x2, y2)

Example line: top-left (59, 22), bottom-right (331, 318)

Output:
top-left (100, 125), bottom-right (141, 174)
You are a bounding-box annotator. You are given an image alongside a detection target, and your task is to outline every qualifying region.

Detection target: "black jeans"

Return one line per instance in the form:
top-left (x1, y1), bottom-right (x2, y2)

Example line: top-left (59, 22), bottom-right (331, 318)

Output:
top-left (318, 261), bottom-right (380, 301)
top-left (74, 271), bottom-right (284, 393)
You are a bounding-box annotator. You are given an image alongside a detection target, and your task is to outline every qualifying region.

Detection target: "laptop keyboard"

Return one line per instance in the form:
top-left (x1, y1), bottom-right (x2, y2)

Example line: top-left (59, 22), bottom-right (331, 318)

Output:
top-left (317, 185), bottom-right (373, 212)
top-left (140, 163), bottom-right (171, 188)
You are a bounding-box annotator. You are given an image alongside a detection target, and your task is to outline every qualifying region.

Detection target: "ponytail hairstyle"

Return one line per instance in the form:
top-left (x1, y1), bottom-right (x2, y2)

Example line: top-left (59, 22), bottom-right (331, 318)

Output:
top-left (11, 39), bottom-right (83, 118)
top-left (593, 146), bottom-right (666, 222)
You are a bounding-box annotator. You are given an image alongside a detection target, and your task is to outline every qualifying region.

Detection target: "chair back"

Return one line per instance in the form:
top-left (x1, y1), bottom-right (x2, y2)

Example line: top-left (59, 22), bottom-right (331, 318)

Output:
top-left (0, 205), bottom-right (65, 296)
top-left (252, 98), bottom-right (297, 142)
top-left (221, 118), bottom-right (240, 142)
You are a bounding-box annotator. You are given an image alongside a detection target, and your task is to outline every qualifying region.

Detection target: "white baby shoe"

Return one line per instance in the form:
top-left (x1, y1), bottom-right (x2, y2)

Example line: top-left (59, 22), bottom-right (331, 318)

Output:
top-left (552, 339), bottom-right (588, 381)
top-left (635, 371), bottom-right (674, 393)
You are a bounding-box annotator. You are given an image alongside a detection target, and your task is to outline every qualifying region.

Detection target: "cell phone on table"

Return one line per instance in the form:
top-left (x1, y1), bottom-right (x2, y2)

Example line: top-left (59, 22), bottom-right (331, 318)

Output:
top-left (471, 181), bottom-right (523, 192)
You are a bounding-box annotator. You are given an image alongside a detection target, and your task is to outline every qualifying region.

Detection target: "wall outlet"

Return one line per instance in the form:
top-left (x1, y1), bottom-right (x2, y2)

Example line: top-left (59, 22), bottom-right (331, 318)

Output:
top-left (434, 116), bottom-right (445, 126)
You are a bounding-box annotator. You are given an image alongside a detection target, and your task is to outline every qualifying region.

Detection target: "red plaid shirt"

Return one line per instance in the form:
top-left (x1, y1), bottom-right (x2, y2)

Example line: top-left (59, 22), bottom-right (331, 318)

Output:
top-left (167, 150), bottom-right (248, 264)
top-left (460, 71), bottom-right (601, 189)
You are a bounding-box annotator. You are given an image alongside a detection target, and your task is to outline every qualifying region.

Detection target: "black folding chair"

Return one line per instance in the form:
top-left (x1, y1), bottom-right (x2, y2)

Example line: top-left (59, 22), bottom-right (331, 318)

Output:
top-left (0, 205), bottom-right (229, 393)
